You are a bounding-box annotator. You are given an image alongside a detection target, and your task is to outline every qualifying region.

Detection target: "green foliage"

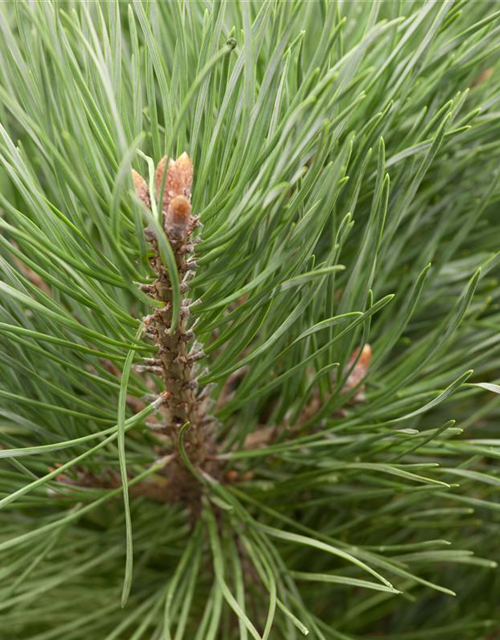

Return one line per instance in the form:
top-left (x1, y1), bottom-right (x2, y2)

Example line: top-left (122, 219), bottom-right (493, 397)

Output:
top-left (0, 1), bottom-right (500, 638)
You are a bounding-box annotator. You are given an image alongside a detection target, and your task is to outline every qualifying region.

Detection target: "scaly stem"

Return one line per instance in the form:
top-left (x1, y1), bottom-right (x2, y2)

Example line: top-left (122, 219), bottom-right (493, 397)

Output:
top-left (133, 153), bottom-right (218, 505)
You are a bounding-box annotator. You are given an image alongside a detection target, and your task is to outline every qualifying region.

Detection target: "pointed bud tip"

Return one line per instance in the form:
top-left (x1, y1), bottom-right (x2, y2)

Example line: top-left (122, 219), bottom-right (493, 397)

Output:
top-left (176, 151), bottom-right (192, 165)
top-left (360, 343), bottom-right (372, 364)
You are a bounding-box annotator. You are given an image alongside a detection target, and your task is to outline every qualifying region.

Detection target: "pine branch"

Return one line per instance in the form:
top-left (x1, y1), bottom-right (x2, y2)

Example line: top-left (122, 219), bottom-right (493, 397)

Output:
top-left (132, 154), bottom-right (219, 505)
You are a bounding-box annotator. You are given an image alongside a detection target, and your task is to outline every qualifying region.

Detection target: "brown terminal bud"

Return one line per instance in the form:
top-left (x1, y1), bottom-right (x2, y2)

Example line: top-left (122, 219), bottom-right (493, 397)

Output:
top-left (175, 152), bottom-right (193, 197)
top-left (155, 153), bottom-right (193, 213)
top-left (165, 195), bottom-right (191, 241)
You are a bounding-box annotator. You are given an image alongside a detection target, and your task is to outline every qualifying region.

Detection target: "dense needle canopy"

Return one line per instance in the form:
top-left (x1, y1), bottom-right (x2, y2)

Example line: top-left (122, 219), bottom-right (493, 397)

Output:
top-left (0, 1), bottom-right (499, 639)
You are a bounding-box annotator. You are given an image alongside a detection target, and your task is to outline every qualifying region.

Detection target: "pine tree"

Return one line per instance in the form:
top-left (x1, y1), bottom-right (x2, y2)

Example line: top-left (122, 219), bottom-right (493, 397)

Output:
top-left (0, 1), bottom-right (500, 638)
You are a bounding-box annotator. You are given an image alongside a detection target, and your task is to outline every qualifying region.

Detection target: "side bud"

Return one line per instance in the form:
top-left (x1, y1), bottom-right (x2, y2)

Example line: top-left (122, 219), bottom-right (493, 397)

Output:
top-left (131, 169), bottom-right (151, 208)
top-left (343, 344), bottom-right (372, 398)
